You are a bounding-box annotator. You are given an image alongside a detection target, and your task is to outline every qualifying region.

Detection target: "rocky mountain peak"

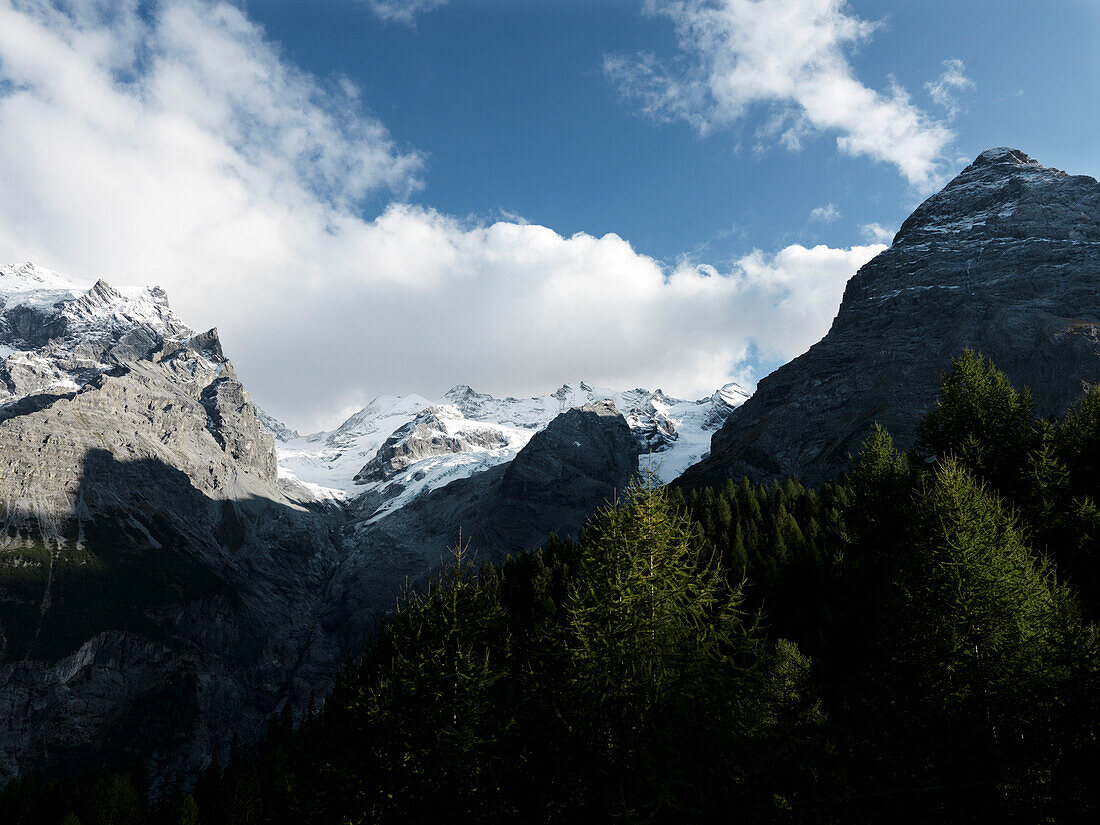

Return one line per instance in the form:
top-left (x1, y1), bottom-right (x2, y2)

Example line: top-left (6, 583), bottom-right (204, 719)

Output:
top-left (352, 403), bottom-right (511, 486)
top-left (186, 327), bottom-right (226, 361)
top-left (0, 262), bottom-right (277, 483)
top-left (889, 147), bottom-right (1099, 251)
top-left (971, 146), bottom-right (1041, 169)
top-left (87, 277), bottom-right (122, 300)
top-left (500, 400), bottom-right (638, 503)
top-left (714, 382), bottom-right (751, 406)
top-left (442, 384), bottom-right (495, 416)
top-left (0, 263), bottom-right (331, 785)
top-left (679, 148), bottom-right (1100, 489)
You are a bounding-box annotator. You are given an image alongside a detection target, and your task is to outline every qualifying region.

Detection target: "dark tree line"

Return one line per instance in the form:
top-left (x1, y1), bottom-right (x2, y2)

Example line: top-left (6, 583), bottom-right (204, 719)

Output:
top-left (4, 350), bottom-right (1100, 823)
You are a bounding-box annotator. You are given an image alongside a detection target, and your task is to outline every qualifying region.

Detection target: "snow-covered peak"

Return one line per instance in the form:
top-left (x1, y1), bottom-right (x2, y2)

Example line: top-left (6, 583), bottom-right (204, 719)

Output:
top-left (2, 262), bottom-right (170, 312)
top-left (0, 261), bottom-right (88, 303)
top-left (971, 147), bottom-right (1044, 170)
top-left (715, 381), bottom-right (750, 404)
top-left (1, 262), bottom-right (188, 347)
top-left (0, 261), bottom-right (204, 409)
top-left (270, 379), bottom-right (752, 515)
top-left (65, 278), bottom-right (169, 318)
top-left (892, 148), bottom-right (1094, 249)
top-left (257, 408), bottom-right (300, 442)
top-left (442, 384), bottom-right (494, 412)
top-left (326, 394), bottom-right (433, 446)
top-left (353, 403), bottom-right (517, 488)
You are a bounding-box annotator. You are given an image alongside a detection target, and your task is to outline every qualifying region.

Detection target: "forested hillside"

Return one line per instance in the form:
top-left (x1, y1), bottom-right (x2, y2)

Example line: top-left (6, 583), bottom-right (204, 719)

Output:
top-left (5, 351), bottom-right (1099, 823)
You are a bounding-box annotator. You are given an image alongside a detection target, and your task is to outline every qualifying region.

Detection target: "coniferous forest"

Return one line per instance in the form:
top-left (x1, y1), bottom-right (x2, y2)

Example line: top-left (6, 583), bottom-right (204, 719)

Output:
top-left (4, 351), bottom-right (1100, 823)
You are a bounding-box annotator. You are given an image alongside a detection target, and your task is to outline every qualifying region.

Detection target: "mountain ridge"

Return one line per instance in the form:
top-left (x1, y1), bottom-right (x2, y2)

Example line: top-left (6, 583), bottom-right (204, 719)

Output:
top-left (0, 263), bottom-right (678, 785)
top-left (4, 143), bottom-right (1098, 788)
top-left (268, 378), bottom-right (749, 518)
top-left (677, 147), bottom-right (1100, 488)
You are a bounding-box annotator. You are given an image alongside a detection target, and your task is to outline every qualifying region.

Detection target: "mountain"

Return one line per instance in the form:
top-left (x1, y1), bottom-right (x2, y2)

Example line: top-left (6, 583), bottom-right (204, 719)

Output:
top-left (326, 400), bottom-right (646, 641)
top-left (266, 381), bottom-right (748, 648)
top-left (0, 262), bottom-right (744, 786)
top-left (14, 144), bottom-right (1094, 789)
top-left (269, 380), bottom-right (748, 519)
top-left (678, 148), bottom-right (1100, 488)
top-left (0, 264), bottom-right (345, 783)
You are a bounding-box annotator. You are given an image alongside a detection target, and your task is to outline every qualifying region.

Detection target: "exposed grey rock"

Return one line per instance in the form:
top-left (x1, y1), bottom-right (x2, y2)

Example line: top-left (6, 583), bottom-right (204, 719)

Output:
top-left (0, 267), bottom-right (650, 789)
top-left (626, 392), bottom-right (682, 453)
top-left (679, 148), bottom-right (1100, 488)
top-left (330, 401), bottom-right (641, 642)
top-left (0, 269), bottom-right (342, 786)
top-left (200, 363), bottom-right (279, 484)
top-left (256, 408), bottom-right (299, 443)
top-left (440, 384), bottom-right (496, 418)
top-left (353, 405), bottom-right (508, 484)
top-left (499, 400), bottom-right (638, 505)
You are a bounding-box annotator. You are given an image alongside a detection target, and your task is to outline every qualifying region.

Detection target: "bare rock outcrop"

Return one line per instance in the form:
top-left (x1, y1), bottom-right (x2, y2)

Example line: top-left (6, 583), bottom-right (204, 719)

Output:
top-left (353, 405), bottom-right (509, 484)
top-left (679, 148), bottom-right (1100, 488)
top-left (329, 401), bottom-right (641, 643)
top-left (0, 266), bottom-right (341, 785)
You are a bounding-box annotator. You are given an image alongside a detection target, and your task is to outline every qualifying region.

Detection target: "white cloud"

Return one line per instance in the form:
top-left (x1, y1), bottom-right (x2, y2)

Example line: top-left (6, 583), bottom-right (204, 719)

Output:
top-left (0, 0), bottom-right (884, 432)
top-left (925, 58), bottom-right (975, 120)
top-left (365, 0), bottom-right (447, 26)
top-left (607, 0), bottom-right (957, 190)
top-left (810, 203), bottom-right (840, 222)
top-left (859, 222), bottom-right (896, 244)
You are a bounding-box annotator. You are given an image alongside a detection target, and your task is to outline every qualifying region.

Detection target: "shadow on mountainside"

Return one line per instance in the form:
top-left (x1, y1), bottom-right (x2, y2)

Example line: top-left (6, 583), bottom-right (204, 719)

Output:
top-left (0, 402), bottom-right (646, 783)
top-left (0, 448), bottom-right (339, 781)
top-left (334, 402), bottom-right (643, 644)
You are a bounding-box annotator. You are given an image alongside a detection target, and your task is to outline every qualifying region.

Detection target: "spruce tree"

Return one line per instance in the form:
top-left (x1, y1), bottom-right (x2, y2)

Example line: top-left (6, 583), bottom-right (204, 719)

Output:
top-left (319, 543), bottom-right (515, 824)
top-left (558, 472), bottom-right (766, 818)
top-left (883, 458), bottom-right (1090, 817)
top-left (915, 349), bottom-right (1039, 494)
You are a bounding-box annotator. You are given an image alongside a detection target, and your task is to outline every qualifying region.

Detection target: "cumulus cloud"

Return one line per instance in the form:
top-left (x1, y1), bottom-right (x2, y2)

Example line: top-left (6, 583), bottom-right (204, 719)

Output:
top-left (810, 203), bottom-right (841, 222)
top-left (925, 58), bottom-right (975, 120)
top-left (606, 0), bottom-right (958, 190)
top-left (0, 0), bottom-right (883, 432)
top-left (859, 222), bottom-right (896, 244)
top-left (365, 0), bottom-right (448, 26)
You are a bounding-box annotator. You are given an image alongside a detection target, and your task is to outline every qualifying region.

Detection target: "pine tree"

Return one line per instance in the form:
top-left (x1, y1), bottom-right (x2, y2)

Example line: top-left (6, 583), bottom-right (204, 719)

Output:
top-left (883, 458), bottom-right (1091, 817)
top-left (176, 795), bottom-right (200, 825)
top-left (319, 543), bottom-right (516, 823)
top-left (915, 349), bottom-right (1039, 494)
top-left (558, 471), bottom-right (764, 818)
top-left (1056, 385), bottom-right (1100, 495)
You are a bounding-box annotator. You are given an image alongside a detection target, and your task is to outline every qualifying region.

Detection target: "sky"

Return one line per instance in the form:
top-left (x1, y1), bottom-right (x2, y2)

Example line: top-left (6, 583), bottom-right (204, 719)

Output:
top-left (0, 0), bottom-right (1097, 432)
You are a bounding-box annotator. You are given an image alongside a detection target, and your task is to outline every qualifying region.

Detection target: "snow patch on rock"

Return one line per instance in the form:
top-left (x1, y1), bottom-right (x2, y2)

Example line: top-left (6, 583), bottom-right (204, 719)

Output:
top-left (269, 379), bottom-right (751, 516)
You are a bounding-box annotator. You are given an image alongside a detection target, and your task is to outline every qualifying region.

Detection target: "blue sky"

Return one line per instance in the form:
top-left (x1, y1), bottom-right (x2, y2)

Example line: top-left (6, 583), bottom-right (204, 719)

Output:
top-left (248, 0), bottom-right (1099, 260)
top-left (0, 0), bottom-right (1097, 429)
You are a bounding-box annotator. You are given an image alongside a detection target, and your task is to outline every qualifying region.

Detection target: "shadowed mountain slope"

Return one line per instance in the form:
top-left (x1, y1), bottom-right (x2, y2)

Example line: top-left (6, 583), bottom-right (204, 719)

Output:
top-left (679, 148), bottom-right (1100, 488)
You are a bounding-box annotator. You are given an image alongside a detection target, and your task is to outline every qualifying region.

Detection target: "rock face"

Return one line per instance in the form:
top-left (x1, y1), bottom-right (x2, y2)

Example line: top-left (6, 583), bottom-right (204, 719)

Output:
top-left (500, 400), bottom-right (639, 507)
top-left (329, 401), bottom-right (641, 642)
top-left (679, 148), bottom-right (1100, 488)
top-left (0, 264), bottom-right (341, 784)
top-left (353, 405), bottom-right (509, 484)
top-left (0, 265), bottom-right (654, 787)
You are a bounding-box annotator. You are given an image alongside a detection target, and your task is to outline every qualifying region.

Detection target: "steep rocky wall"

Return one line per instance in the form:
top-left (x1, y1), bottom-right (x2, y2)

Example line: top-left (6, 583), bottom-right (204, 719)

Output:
top-left (329, 401), bottom-right (641, 646)
top-left (0, 278), bottom-right (648, 788)
top-left (679, 148), bottom-right (1100, 488)
top-left (0, 308), bottom-right (341, 785)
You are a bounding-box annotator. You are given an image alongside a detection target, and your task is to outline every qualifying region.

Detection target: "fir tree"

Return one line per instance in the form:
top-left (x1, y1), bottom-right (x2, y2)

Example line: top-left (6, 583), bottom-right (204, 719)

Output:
top-left (915, 349), bottom-right (1039, 494)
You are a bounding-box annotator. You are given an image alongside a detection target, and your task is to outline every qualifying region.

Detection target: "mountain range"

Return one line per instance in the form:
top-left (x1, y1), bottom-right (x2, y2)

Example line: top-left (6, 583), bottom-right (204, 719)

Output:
top-left (0, 261), bottom-right (745, 783)
top-left (1, 146), bottom-right (1098, 787)
top-left (268, 380), bottom-right (747, 511)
